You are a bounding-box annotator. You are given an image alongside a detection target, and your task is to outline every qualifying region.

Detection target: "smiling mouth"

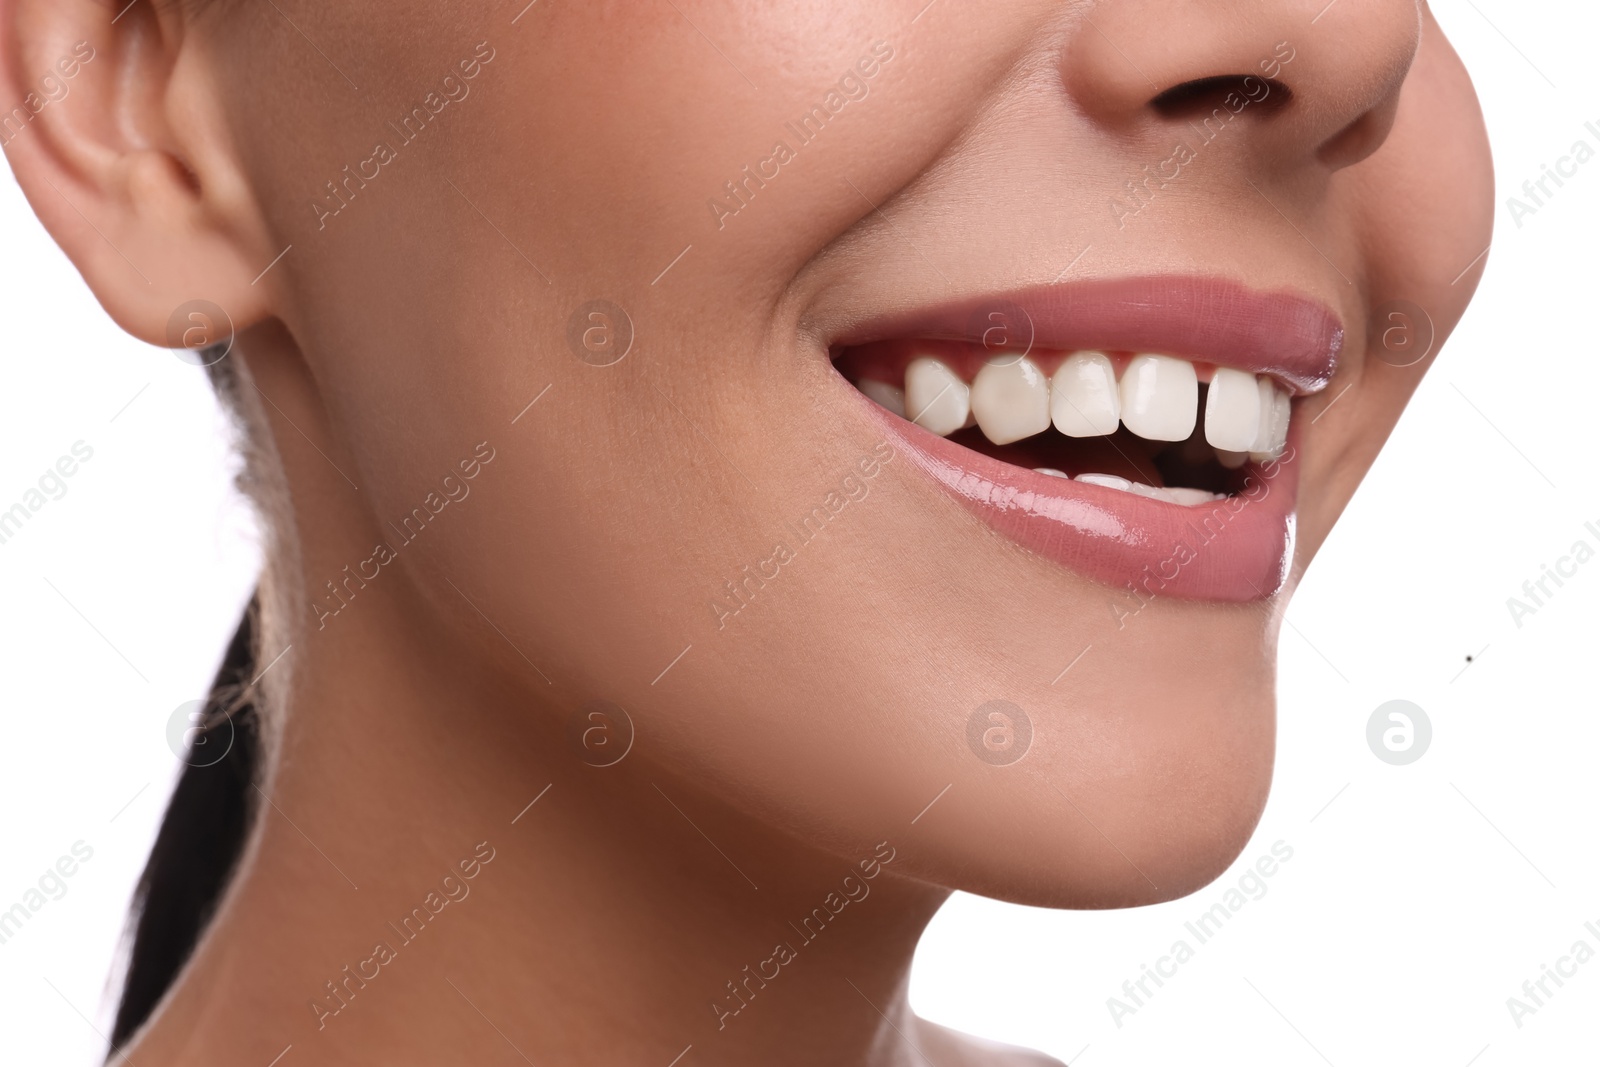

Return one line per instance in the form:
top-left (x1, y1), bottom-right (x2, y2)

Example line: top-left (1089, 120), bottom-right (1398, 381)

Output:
top-left (824, 276), bottom-right (1344, 602)
top-left (836, 343), bottom-right (1291, 504)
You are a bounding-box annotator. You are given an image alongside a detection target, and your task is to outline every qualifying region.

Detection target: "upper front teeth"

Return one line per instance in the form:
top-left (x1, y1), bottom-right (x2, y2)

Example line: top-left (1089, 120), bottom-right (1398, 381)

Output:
top-left (890, 351), bottom-right (1290, 453)
top-left (1203, 367), bottom-right (1261, 452)
top-left (905, 356), bottom-right (971, 436)
top-left (1119, 354), bottom-right (1197, 442)
top-left (1051, 352), bottom-right (1120, 437)
top-left (970, 355), bottom-right (1051, 444)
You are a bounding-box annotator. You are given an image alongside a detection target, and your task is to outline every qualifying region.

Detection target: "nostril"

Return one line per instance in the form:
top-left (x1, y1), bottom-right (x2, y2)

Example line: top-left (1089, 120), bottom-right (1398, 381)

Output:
top-left (1149, 75), bottom-right (1293, 119)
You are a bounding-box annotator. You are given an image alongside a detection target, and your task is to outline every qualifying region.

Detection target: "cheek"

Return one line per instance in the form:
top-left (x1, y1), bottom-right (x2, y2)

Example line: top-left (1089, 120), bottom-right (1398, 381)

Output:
top-left (1287, 24), bottom-right (1491, 571)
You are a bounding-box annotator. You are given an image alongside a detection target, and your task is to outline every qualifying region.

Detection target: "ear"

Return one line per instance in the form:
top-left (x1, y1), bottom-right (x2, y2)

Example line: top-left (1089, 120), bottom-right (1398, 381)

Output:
top-left (1, 0), bottom-right (276, 351)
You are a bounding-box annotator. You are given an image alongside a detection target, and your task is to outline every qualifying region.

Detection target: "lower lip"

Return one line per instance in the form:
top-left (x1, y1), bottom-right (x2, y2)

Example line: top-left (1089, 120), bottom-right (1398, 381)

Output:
top-left (866, 404), bottom-right (1298, 603)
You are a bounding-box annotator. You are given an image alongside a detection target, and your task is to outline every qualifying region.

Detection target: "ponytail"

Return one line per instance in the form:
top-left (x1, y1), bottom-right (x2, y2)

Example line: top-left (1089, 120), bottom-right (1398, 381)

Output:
top-left (109, 598), bottom-right (262, 1051)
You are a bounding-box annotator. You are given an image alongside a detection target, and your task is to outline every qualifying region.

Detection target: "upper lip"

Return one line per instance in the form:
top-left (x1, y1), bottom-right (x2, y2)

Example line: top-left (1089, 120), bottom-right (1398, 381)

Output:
top-left (826, 274), bottom-right (1345, 394)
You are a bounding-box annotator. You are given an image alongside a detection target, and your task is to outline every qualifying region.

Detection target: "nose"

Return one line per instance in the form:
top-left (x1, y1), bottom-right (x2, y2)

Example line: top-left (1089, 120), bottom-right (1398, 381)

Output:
top-left (1062, 0), bottom-right (1422, 172)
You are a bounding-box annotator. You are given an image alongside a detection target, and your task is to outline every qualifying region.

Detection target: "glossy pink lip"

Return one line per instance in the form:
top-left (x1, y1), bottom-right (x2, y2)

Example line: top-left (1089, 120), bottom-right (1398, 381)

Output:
top-left (835, 276), bottom-right (1336, 602)
top-left (832, 275), bottom-right (1344, 393)
top-left (872, 405), bottom-right (1298, 603)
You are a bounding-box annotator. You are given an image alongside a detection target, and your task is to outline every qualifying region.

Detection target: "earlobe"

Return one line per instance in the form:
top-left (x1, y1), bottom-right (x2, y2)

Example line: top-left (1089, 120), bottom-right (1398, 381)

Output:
top-left (0, 0), bottom-right (276, 351)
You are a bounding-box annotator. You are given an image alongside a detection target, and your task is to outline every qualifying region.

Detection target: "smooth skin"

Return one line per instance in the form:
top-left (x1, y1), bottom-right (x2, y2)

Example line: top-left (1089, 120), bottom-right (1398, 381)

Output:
top-left (2, 1), bottom-right (1490, 1064)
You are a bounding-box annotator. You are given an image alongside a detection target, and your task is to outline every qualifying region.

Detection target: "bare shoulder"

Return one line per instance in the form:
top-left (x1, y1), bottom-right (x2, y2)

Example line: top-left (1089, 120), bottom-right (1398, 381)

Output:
top-left (913, 1018), bottom-right (1070, 1067)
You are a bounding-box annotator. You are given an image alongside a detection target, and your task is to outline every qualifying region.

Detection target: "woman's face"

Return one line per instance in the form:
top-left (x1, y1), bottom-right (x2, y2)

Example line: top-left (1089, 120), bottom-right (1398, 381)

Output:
top-left (191, 0), bottom-right (1488, 904)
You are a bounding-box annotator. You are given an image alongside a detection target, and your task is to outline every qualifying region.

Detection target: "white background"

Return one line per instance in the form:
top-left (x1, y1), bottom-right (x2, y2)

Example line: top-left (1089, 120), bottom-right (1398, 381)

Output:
top-left (1, 2), bottom-right (1595, 1063)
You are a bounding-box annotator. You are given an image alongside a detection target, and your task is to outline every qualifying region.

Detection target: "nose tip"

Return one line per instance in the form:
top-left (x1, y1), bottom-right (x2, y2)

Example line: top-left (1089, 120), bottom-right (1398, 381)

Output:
top-left (1063, 1), bottom-right (1421, 172)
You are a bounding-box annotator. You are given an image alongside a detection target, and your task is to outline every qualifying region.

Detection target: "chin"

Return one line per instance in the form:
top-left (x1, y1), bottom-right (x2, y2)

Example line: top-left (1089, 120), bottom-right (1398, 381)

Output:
top-left (885, 649), bottom-right (1279, 912)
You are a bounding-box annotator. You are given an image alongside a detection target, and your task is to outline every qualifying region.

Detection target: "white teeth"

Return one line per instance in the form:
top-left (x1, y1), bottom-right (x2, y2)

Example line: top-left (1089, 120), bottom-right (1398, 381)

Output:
top-left (857, 379), bottom-right (905, 418)
top-left (1248, 381), bottom-right (1290, 461)
top-left (1123, 481), bottom-right (1180, 504)
top-left (873, 349), bottom-right (1291, 487)
top-left (1074, 473), bottom-right (1224, 506)
top-left (1075, 472), bottom-right (1131, 491)
top-left (1166, 487), bottom-right (1226, 506)
top-left (970, 354), bottom-right (1051, 445)
top-left (1216, 449), bottom-right (1250, 469)
top-left (1247, 377), bottom-right (1276, 452)
top-left (1119, 354), bottom-right (1197, 442)
top-left (1051, 351), bottom-right (1120, 438)
top-left (1203, 367), bottom-right (1262, 452)
top-left (1269, 386), bottom-right (1290, 452)
top-left (904, 357), bottom-right (970, 436)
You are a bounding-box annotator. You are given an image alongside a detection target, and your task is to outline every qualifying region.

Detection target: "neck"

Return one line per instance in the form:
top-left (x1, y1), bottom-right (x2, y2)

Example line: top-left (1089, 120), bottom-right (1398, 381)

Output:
top-left (127, 330), bottom-right (949, 1067)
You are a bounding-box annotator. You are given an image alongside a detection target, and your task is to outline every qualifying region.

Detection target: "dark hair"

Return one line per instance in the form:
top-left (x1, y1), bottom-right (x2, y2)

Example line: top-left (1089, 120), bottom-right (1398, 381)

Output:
top-left (109, 598), bottom-right (262, 1052)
